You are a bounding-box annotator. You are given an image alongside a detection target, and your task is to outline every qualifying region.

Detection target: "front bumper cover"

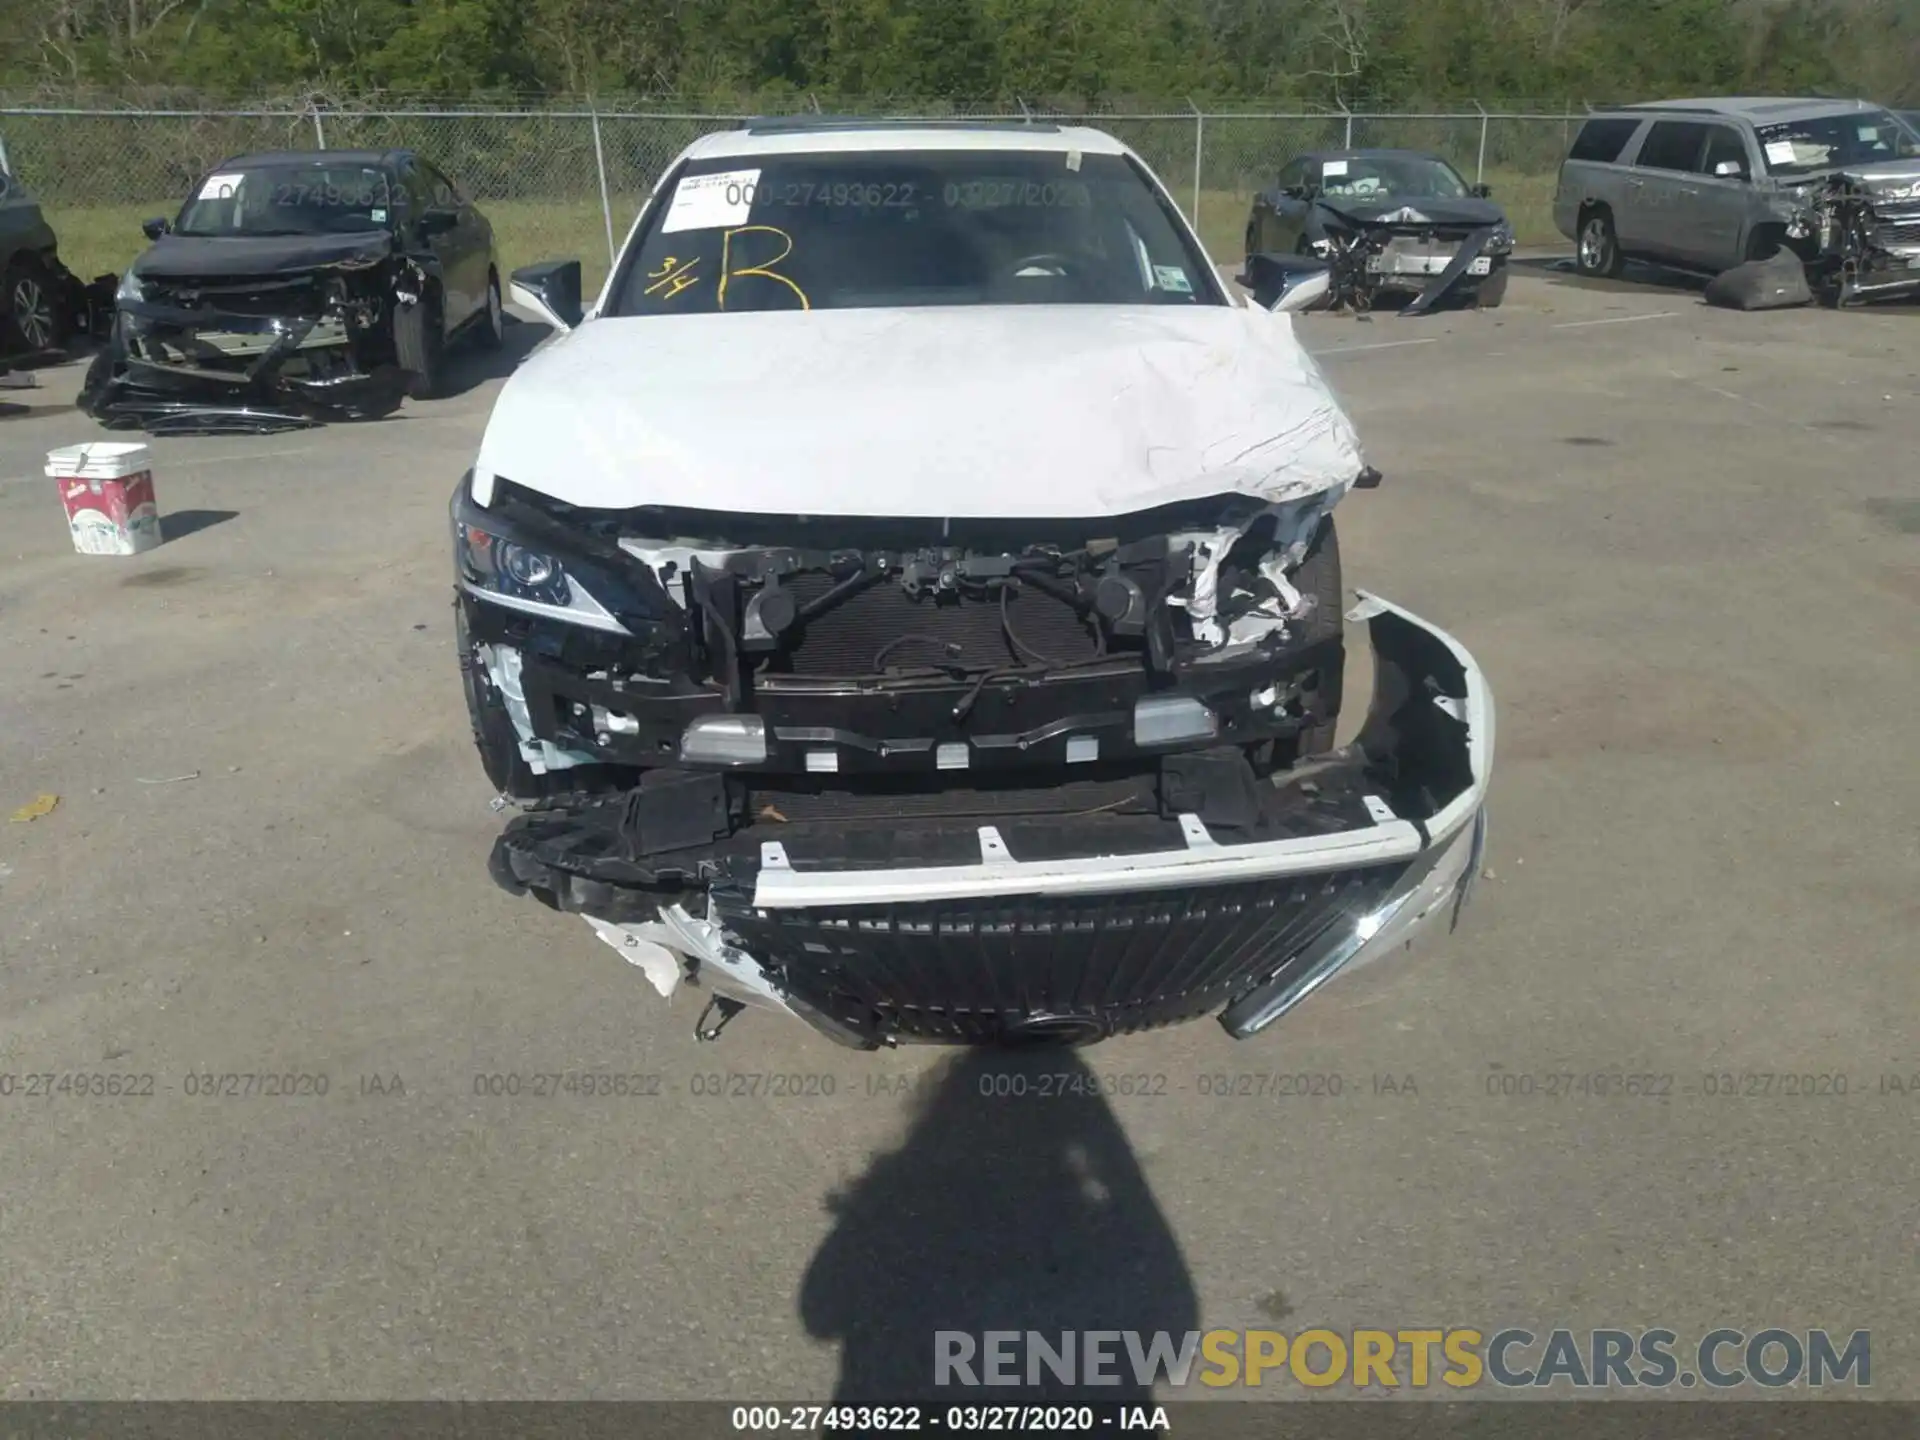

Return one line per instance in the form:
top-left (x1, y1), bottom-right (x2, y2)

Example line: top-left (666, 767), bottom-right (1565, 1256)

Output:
top-left (1799, 176), bottom-right (1920, 306)
top-left (79, 300), bottom-right (410, 435)
top-left (1252, 220), bottom-right (1509, 316)
top-left (491, 592), bottom-right (1493, 1048)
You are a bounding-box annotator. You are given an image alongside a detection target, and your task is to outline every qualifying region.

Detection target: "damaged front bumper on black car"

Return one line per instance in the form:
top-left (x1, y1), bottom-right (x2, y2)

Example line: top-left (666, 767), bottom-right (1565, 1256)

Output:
top-left (79, 266), bottom-right (418, 434)
top-left (454, 472), bottom-right (1493, 1049)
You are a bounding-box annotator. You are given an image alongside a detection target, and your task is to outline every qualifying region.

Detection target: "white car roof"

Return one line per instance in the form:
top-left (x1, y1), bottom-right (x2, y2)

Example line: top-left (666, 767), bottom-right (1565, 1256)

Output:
top-left (679, 120), bottom-right (1134, 162)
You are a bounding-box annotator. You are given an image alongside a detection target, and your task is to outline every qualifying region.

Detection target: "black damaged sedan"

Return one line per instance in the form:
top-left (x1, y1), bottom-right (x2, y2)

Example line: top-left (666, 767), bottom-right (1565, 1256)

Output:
top-left (81, 148), bottom-right (502, 433)
top-left (1243, 149), bottom-right (1515, 315)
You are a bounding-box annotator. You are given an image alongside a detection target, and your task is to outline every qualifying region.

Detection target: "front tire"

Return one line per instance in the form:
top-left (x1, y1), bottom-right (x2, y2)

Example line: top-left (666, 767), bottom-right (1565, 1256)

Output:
top-left (1474, 265), bottom-right (1509, 309)
top-left (1575, 207), bottom-right (1624, 279)
top-left (475, 269), bottom-right (504, 351)
top-left (457, 601), bottom-right (543, 798)
top-left (394, 289), bottom-right (445, 398)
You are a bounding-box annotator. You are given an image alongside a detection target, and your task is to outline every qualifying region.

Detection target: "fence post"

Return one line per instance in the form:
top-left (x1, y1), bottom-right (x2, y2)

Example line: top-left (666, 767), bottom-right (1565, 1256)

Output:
top-left (589, 100), bottom-right (616, 269)
top-left (1474, 101), bottom-right (1488, 185)
top-left (1188, 99), bottom-right (1203, 228)
top-left (1341, 101), bottom-right (1352, 149)
top-left (311, 101), bottom-right (325, 149)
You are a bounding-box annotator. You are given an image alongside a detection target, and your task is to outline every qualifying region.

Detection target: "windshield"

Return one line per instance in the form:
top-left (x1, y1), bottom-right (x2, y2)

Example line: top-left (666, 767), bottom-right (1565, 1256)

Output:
top-left (1756, 111), bottom-right (1920, 177)
top-left (607, 149), bottom-right (1223, 316)
top-left (175, 164), bottom-right (395, 237)
top-left (1318, 154), bottom-right (1470, 200)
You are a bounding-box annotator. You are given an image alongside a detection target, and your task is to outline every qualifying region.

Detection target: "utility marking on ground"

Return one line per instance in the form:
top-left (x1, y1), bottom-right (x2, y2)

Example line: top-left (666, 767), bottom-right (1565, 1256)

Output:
top-left (1310, 337), bottom-right (1442, 356)
top-left (1662, 367), bottom-right (1833, 438)
top-left (1553, 310), bottom-right (1678, 329)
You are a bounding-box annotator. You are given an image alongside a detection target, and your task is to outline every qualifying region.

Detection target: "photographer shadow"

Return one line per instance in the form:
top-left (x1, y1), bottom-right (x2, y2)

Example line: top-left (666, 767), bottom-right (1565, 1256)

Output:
top-left (799, 1047), bottom-right (1196, 1409)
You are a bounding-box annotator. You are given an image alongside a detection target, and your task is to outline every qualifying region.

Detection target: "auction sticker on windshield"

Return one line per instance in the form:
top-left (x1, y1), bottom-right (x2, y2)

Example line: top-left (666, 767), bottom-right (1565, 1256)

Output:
top-left (198, 172), bottom-right (244, 200)
top-left (1764, 141), bottom-right (1799, 166)
top-left (663, 169), bottom-right (761, 233)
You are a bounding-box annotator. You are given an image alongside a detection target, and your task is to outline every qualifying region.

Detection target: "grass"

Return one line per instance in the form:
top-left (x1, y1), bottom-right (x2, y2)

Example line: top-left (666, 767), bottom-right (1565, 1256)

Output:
top-left (46, 169), bottom-right (1563, 297)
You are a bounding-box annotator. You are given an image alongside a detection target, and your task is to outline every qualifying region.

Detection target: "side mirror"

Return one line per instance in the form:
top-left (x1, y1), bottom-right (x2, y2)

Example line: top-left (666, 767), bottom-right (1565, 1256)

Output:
top-left (1471, 182), bottom-right (1495, 198)
top-left (1238, 252), bottom-right (1333, 313)
top-left (1713, 160), bottom-right (1748, 179)
top-left (419, 207), bottom-right (460, 236)
top-left (1280, 184), bottom-right (1311, 201)
top-left (142, 216), bottom-right (170, 240)
top-left (510, 259), bottom-right (583, 332)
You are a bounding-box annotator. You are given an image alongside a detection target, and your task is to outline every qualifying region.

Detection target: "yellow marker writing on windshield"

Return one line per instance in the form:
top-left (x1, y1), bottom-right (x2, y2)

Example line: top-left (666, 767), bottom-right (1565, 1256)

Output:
top-left (719, 225), bottom-right (810, 310)
top-left (645, 255), bottom-right (701, 300)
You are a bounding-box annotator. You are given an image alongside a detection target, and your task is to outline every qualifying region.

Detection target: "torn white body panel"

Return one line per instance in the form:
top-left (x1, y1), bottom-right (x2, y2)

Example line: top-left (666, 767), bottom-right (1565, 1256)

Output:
top-left (584, 906), bottom-right (797, 1014)
top-left (481, 643), bottom-right (598, 773)
top-left (473, 303), bottom-right (1367, 519)
top-left (1171, 492), bottom-right (1335, 647)
top-left (584, 916), bottom-right (685, 998)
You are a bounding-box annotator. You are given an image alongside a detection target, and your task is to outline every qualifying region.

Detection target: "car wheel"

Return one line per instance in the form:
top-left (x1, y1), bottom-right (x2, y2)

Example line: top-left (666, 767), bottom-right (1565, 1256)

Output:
top-left (476, 269), bottom-right (504, 351)
top-left (1575, 207), bottom-right (1624, 279)
top-left (456, 601), bottom-right (545, 799)
top-left (5, 259), bottom-right (65, 353)
top-left (394, 289), bottom-right (445, 399)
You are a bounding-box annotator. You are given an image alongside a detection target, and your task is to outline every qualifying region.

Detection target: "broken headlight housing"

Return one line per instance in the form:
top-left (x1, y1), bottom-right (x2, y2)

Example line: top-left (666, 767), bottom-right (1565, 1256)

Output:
top-left (457, 521), bottom-right (572, 607)
top-left (450, 472), bottom-right (685, 639)
top-left (455, 504), bottom-right (630, 634)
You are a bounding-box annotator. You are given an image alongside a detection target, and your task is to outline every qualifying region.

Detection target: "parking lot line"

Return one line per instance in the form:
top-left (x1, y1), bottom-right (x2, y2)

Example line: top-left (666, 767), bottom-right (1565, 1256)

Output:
top-left (1310, 337), bottom-right (1442, 356)
top-left (1553, 310), bottom-right (1678, 329)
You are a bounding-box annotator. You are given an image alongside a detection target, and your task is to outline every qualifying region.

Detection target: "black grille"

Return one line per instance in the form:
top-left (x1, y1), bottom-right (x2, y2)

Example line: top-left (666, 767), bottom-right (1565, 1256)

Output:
top-left (779, 573), bottom-right (1101, 677)
top-left (717, 864), bottom-right (1408, 1043)
top-left (146, 275), bottom-right (327, 318)
top-left (1874, 218), bottom-right (1920, 248)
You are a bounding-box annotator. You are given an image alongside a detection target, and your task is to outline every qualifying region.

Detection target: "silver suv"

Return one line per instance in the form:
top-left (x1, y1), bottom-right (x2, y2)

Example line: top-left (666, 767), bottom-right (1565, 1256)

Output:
top-left (1554, 97), bottom-right (1920, 279)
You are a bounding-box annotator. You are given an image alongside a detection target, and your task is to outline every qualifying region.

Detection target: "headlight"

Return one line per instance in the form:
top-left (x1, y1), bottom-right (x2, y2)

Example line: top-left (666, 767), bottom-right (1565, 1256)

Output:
top-left (1487, 223), bottom-right (1516, 254)
top-left (116, 269), bottom-right (146, 304)
top-left (455, 515), bottom-right (636, 633)
top-left (499, 541), bottom-right (558, 589)
top-left (457, 521), bottom-right (570, 605)
top-left (451, 473), bottom-right (682, 639)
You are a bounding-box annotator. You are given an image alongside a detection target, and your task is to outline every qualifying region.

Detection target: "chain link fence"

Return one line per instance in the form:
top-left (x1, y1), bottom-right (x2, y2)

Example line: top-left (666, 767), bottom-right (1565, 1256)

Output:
top-left (0, 100), bottom-right (1589, 288)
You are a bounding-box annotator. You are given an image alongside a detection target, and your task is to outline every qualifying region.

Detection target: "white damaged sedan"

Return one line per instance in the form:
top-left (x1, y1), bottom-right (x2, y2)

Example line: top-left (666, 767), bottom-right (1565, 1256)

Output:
top-left (452, 117), bottom-right (1492, 1048)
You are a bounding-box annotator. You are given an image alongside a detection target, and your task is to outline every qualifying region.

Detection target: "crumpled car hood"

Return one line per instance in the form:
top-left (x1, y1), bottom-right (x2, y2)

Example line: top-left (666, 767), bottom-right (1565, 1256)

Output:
top-left (1317, 195), bottom-right (1505, 228)
top-left (1831, 158), bottom-right (1920, 199)
top-left (133, 231), bottom-right (395, 279)
top-left (474, 304), bottom-right (1367, 518)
